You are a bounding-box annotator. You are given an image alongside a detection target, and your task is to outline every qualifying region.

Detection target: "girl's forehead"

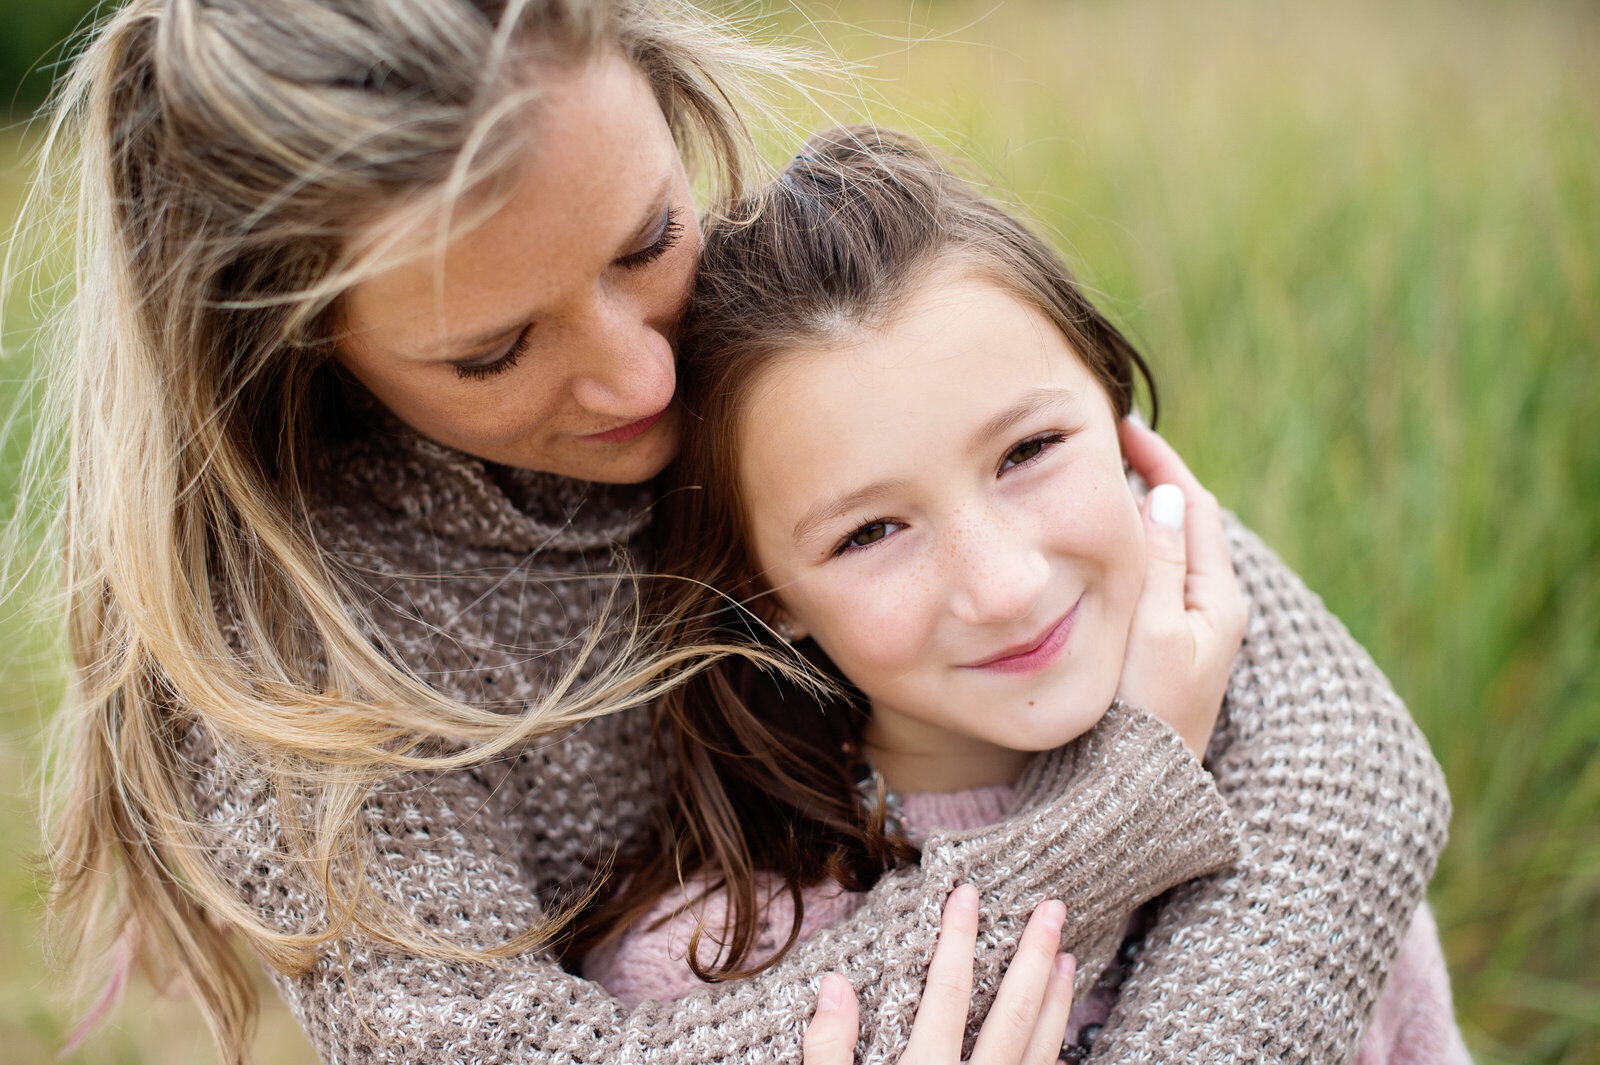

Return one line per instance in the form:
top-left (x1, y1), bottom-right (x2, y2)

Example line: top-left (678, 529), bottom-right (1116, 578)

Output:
top-left (735, 275), bottom-right (1107, 508)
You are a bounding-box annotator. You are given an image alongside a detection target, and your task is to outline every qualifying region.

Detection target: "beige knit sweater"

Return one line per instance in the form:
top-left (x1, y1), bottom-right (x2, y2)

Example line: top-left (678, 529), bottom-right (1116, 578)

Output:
top-left (182, 416), bottom-right (1451, 1064)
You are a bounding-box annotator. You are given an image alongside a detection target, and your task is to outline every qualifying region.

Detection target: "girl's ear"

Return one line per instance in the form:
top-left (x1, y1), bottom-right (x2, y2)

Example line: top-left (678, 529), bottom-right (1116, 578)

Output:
top-left (772, 610), bottom-right (809, 644)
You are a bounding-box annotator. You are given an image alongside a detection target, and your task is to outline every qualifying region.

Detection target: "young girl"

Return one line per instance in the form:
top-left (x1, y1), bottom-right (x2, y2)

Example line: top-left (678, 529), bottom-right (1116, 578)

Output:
top-left (577, 127), bottom-right (1469, 1064)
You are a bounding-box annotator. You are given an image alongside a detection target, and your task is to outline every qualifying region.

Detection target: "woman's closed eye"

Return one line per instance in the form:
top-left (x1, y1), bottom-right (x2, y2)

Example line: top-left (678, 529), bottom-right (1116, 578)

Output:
top-left (998, 431), bottom-right (1068, 474)
top-left (616, 206), bottom-right (683, 269)
top-left (833, 519), bottom-right (907, 557)
top-left (452, 326), bottom-right (534, 381)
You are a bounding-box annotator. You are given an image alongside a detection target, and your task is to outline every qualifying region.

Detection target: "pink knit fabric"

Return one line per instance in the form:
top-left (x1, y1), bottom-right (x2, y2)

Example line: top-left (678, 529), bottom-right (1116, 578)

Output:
top-left (582, 787), bottom-right (1016, 1009)
top-left (1355, 904), bottom-right (1472, 1065)
top-left (586, 786), bottom-right (1469, 1065)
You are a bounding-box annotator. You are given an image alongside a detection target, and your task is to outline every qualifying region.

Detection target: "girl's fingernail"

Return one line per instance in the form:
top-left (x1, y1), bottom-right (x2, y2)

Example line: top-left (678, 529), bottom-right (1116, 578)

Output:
top-left (951, 883), bottom-right (979, 910)
top-left (817, 974), bottom-right (845, 1011)
top-left (1126, 409), bottom-right (1148, 428)
top-left (1150, 483), bottom-right (1185, 530)
top-left (1056, 952), bottom-right (1077, 978)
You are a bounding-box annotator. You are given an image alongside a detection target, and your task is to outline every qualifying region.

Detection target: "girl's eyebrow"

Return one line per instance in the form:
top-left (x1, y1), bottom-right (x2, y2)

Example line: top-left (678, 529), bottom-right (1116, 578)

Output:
top-left (790, 388), bottom-right (1079, 549)
top-left (793, 478), bottom-right (912, 548)
top-left (968, 387), bottom-right (1079, 451)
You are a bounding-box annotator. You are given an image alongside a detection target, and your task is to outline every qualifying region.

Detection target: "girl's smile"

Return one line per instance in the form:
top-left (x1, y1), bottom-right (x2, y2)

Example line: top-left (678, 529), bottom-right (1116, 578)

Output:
top-left (738, 267), bottom-right (1147, 792)
top-left (960, 596), bottom-right (1079, 673)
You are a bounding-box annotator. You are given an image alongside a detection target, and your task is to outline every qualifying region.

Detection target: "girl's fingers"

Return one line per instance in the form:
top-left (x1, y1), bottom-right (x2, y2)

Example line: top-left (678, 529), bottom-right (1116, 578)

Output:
top-left (1020, 954), bottom-right (1076, 1065)
top-left (969, 899), bottom-right (1068, 1065)
top-left (803, 973), bottom-right (860, 1065)
top-left (903, 884), bottom-right (981, 1059)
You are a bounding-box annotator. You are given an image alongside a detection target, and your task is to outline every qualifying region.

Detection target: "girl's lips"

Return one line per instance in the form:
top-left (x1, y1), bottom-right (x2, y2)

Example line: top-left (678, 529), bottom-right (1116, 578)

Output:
top-left (963, 598), bottom-right (1080, 675)
top-left (582, 407), bottom-right (667, 444)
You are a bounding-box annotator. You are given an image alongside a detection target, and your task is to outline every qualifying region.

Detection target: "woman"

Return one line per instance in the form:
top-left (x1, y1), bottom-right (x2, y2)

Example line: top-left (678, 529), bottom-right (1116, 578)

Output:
top-left (30, 1), bottom-right (1450, 1063)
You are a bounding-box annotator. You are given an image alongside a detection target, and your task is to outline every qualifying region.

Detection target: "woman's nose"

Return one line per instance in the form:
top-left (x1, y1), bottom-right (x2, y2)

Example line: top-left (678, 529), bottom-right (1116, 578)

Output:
top-left (567, 292), bottom-right (677, 418)
top-left (946, 519), bottom-right (1051, 625)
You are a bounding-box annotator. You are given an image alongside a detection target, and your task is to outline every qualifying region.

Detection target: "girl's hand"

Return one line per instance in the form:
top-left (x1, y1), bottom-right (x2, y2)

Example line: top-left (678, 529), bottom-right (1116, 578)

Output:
top-left (1116, 418), bottom-right (1248, 757)
top-left (803, 886), bottom-right (1076, 1065)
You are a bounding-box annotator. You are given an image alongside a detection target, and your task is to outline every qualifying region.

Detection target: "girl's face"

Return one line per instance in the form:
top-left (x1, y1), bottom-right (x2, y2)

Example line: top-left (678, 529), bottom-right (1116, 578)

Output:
top-left (739, 269), bottom-right (1147, 790)
top-left (334, 53), bottom-right (698, 483)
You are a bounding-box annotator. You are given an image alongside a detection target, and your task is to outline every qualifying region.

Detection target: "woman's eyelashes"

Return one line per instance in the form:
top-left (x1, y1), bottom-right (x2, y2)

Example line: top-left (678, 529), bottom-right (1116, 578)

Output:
top-left (453, 326), bottom-right (533, 381)
top-left (450, 209), bottom-right (682, 383)
top-left (617, 207), bottom-right (684, 269)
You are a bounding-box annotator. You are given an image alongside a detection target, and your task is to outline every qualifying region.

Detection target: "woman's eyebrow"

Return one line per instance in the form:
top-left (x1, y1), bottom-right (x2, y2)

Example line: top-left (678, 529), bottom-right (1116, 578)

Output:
top-left (968, 387), bottom-right (1078, 451)
top-left (430, 177), bottom-right (676, 359)
top-left (617, 176), bottom-right (676, 253)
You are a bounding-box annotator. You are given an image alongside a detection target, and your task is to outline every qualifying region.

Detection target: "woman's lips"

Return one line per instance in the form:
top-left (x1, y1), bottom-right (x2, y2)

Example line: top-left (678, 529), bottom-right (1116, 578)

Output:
top-left (963, 598), bottom-right (1080, 675)
top-left (581, 407), bottom-right (667, 444)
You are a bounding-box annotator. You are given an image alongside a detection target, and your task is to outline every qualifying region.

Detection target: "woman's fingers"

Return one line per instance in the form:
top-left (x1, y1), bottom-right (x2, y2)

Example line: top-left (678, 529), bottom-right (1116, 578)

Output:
top-left (1119, 416), bottom-right (1202, 497)
top-left (903, 884), bottom-right (981, 1060)
top-left (968, 899), bottom-right (1068, 1065)
top-left (1141, 482), bottom-right (1189, 610)
top-left (1020, 953), bottom-right (1076, 1065)
top-left (1121, 418), bottom-right (1242, 629)
top-left (803, 973), bottom-right (860, 1065)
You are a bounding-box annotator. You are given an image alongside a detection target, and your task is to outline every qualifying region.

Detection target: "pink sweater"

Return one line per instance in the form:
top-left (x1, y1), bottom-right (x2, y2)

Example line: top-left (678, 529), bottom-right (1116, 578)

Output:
top-left (584, 786), bottom-right (1470, 1064)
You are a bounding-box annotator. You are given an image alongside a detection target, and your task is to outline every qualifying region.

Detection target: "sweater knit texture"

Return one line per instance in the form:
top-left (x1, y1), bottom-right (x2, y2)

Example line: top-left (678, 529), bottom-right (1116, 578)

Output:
top-left (586, 790), bottom-right (1470, 1065)
top-left (181, 414), bottom-right (1453, 1064)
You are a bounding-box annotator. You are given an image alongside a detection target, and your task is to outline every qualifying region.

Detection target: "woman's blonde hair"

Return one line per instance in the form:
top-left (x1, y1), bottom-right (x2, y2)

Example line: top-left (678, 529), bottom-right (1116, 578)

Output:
top-left (9, 1), bottom-right (800, 1060)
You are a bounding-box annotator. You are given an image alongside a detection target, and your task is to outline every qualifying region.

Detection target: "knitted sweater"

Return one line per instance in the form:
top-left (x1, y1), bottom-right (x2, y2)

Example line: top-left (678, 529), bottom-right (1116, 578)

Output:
top-left (586, 789), bottom-right (1470, 1065)
top-left (182, 415), bottom-right (1452, 1064)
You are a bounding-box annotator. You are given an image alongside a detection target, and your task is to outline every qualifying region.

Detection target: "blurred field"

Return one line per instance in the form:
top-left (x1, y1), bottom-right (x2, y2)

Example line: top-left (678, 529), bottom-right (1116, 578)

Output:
top-left (3, 0), bottom-right (1597, 1063)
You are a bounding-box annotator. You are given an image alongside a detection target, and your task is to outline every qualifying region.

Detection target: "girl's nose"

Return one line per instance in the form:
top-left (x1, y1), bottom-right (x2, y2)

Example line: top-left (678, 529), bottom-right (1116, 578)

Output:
top-left (946, 521), bottom-right (1051, 626)
top-left (567, 292), bottom-right (676, 418)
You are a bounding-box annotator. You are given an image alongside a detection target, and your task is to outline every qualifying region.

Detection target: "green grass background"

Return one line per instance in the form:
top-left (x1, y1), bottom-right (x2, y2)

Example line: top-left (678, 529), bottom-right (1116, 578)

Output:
top-left (3, 0), bottom-right (1596, 1062)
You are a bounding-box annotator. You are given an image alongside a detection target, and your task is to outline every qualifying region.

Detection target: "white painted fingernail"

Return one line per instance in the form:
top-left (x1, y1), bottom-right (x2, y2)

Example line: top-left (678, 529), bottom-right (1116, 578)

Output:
top-left (1150, 483), bottom-right (1185, 530)
top-left (1126, 409), bottom-right (1148, 428)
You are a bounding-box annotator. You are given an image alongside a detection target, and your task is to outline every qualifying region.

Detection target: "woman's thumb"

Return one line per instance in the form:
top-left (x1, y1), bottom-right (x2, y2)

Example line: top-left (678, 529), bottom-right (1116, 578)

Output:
top-left (803, 974), bottom-right (860, 1065)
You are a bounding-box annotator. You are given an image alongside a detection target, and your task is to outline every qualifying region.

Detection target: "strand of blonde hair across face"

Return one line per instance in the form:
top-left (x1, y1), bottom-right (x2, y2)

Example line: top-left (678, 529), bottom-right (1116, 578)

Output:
top-left (1, 2), bottom-right (835, 1061)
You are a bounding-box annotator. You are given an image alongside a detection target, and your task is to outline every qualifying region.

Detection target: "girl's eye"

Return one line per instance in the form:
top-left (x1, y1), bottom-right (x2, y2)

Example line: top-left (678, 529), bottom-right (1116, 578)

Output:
top-left (999, 432), bottom-right (1067, 473)
top-left (616, 207), bottom-right (684, 269)
top-left (453, 326), bottom-right (533, 381)
top-left (834, 519), bottom-right (904, 556)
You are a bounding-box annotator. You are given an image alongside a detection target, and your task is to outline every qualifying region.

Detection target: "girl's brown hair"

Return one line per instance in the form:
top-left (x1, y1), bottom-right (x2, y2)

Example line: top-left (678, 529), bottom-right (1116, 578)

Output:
top-left (579, 126), bottom-right (1157, 980)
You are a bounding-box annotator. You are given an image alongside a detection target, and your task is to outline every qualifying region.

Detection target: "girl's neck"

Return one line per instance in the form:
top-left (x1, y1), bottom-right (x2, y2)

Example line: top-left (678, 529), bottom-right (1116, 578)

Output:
top-left (863, 707), bottom-right (1032, 794)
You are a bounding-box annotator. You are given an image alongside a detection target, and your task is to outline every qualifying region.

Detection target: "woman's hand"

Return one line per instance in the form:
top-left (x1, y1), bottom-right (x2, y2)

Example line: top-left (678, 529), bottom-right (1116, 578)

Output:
top-left (1116, 418), bottom-right (1248, 757)
top-left (803, 885), bottom-right (1076, 1065)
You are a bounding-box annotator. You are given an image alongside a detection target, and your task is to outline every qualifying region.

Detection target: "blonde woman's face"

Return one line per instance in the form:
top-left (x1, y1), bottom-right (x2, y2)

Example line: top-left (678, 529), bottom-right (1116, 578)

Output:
top-left (335, 54), bottom-right (698, 482)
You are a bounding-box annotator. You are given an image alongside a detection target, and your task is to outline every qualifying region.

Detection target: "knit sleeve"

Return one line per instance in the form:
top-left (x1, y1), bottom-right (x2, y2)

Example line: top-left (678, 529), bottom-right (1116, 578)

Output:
top-left (1085, 516), bottom-right (1453, 1065)
top-left (192, 703), bottom-right (1239, 1065)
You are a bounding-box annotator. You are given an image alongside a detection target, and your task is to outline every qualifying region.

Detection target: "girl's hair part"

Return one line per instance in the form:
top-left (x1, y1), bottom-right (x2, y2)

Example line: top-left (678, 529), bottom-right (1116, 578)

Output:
top-left (578, 125), bottom-right (1157, 979)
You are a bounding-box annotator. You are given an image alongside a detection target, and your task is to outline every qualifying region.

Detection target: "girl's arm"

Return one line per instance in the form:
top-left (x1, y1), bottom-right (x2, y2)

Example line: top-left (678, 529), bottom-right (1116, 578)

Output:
top-left (184, 700), bottom-right (1238, 1064)
top-left (1084, 512), bottom-right (1453, 1063)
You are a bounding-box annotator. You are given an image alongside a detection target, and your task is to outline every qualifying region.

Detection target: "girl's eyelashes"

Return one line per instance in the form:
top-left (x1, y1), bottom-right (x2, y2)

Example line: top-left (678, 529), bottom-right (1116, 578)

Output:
top-left (453, 326), bottom-right (533, 381)
top-left (616, 207), bottom-right (684, 269)
top-left (832, 519), bottom-right (906, 558)
top-left (826, 430), bottom-right (1071, 557)
top-left (998, 431), bottom-right (1068, 474)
